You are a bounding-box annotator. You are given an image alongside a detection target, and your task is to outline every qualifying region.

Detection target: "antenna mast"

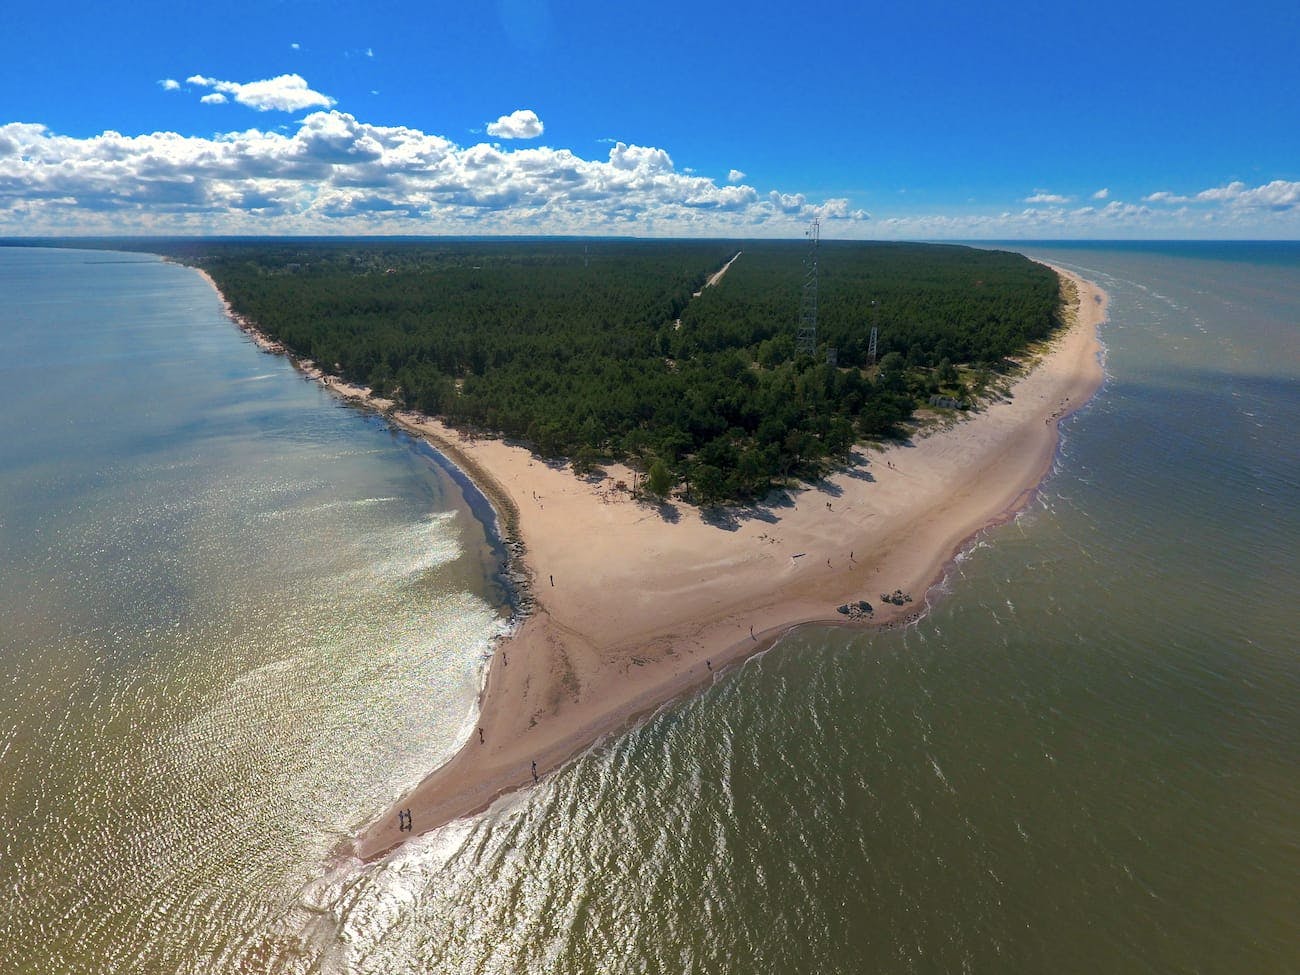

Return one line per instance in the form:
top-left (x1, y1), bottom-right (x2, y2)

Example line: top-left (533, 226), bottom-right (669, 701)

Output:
top-left (796, 218), bottom-right (820, 357)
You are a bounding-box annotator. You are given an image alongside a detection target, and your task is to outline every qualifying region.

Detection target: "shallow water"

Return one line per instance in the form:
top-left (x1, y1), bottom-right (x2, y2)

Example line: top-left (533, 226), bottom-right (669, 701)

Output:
top-left (1, 243), bottom-right (1296, 973)
top-left (0, 249), bottom-right (506, 972)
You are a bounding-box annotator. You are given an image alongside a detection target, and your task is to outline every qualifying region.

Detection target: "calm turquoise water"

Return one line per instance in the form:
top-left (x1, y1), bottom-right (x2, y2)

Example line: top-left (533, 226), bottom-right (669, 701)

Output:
top-left (1, 243), bottom-right (1297, 973)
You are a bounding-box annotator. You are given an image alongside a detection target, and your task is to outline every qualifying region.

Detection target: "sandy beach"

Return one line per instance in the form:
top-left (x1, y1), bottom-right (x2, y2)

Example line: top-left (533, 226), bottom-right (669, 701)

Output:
top-left (197, 260), bottom-right (1106, 862)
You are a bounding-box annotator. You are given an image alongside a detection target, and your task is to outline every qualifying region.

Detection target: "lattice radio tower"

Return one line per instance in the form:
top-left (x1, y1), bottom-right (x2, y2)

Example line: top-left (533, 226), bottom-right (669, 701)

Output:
top-left (867, 299), bottom-right (879, 365)
top-left (796, 218), bottom-right (820, 357)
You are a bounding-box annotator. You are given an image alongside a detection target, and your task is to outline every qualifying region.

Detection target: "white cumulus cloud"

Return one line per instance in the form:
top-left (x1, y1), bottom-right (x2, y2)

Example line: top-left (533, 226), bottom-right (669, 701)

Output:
top-left (867, 183), bottom-right (1300, 238)
top-left (727, 169), bottom-right (746, 183)
top-left (815, 199), bottom-right (870, 221)
top-left (1193, 181), bottom-right (1247, 202)
top-left (1092, 187), bottom-right (1109, 200)
top-left (185, 73), bottom-right (336, 112)
top-left (608, 141), bottom-right (672, 172)
top-left (1024, 189), bottom-right (1071, 204)
top-left (485, 109), bottom-right (544, 140)
top-left (1144, 179), bottom-right (1300, 211)
top-left (770, 191), bottom-right (807, 214)
top-left (1230, 179), bottom-right (1300, 208)
top-left (159, 79), bottom-right (180, 91)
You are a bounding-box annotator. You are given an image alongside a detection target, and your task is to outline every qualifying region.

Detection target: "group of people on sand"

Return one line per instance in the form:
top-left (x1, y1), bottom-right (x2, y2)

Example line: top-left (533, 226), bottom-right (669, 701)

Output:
top-left (397, 808), bottom-right (413, 832)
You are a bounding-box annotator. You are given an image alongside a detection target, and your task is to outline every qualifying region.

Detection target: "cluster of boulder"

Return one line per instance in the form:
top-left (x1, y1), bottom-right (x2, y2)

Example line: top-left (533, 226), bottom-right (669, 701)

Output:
top-left (837, 599), bottom-right (874, 619)
top-left (500, 536), bottom-right (534, 617)
top-left (834, 588), bottom-right (917, 621)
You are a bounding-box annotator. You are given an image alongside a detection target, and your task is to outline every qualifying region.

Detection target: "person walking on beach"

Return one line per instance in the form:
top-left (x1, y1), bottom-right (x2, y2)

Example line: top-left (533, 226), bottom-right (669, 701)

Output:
top-left (531, 761), bottom-right (539, 783)
top-left (479, 727), bottom-right (484, 744)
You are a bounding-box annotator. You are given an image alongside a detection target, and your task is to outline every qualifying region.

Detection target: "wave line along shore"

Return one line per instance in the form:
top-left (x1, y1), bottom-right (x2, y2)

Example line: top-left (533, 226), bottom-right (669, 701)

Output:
top-left (192, 259), bottom-right (1106, 863)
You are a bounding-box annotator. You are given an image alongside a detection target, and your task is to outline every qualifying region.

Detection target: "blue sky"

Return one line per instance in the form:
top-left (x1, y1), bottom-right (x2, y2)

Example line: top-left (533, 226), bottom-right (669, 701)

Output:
top-left (2, 0), bottom-right (1297, 237)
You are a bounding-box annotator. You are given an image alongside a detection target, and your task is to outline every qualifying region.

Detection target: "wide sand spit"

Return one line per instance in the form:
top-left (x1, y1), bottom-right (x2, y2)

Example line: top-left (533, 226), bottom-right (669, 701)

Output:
top-left (196, 261), bottom-right (1106, 862)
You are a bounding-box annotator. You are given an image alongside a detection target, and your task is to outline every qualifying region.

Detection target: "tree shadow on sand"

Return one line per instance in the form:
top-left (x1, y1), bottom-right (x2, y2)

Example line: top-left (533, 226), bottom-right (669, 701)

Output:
top-left (701, 506), bottom-right (741, 531)
top-left (841, 447), bottom-right (876, 482)
top-left (809, 477), bottom-right (845, 498)
top-left (634, 495), bottom-right (681, 523)
top-left (642, 441), bottom-right (907, 533)
top-left (698, 488), bottom-right (794, 532)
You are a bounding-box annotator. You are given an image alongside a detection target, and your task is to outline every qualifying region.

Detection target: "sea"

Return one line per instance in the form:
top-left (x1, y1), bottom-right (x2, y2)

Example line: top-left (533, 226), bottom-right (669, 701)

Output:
top-left (0, 242), bottom-right (1295, 974)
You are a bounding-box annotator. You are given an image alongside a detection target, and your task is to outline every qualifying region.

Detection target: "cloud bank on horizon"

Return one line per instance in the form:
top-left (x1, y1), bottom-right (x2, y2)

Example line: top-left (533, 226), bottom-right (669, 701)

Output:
top-left (2, 69), bottom-right (1298, 239)
top-left (0, 117), bottom-right (864, 237)
top-left (0, 77), bottom-right (872, 237)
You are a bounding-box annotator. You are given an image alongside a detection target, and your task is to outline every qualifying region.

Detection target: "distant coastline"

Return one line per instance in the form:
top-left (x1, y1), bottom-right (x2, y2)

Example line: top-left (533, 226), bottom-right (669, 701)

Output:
top-left (191, 258), bottom-right (1106, 862)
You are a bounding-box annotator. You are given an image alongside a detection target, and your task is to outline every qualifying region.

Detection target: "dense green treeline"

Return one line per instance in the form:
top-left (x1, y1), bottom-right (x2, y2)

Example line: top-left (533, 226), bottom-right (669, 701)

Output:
top-left (168, 239), bottom-right (1060, 504)
top-left (677, 241), bottom-right (1060, 367)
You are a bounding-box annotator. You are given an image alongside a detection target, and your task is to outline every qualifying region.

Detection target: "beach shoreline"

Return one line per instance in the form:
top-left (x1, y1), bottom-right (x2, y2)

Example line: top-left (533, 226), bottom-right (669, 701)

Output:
top-left (191, 259), bottom-right (1106, 863)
